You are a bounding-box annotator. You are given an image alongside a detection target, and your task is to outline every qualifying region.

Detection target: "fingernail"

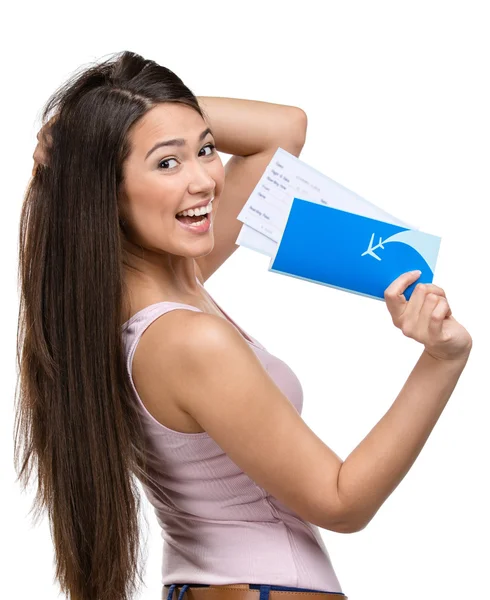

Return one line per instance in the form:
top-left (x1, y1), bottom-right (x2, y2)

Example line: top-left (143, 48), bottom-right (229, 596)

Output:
top-left (411, 270), bottom-right (422, 276)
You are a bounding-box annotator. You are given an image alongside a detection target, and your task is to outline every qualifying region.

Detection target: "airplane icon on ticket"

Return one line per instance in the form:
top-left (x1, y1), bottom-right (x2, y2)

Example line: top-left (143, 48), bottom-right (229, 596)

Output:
top-left (361, 233), bottom-right (385, 261)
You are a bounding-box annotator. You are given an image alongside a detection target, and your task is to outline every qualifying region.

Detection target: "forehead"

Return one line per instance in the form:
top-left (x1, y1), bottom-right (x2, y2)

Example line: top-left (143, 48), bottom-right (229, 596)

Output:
top-left (129, 103), bottom-right (205, 151)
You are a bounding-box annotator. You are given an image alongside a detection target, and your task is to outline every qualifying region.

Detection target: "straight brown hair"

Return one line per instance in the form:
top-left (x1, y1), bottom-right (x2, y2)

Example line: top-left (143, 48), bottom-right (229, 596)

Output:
top-left (14, 50), bottom-right (204, 600)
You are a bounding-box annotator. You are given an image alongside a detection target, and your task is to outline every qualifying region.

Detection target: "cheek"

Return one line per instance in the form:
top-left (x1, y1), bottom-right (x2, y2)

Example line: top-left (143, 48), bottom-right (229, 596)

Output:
top-left (120, 178), bottom-right (180, 231)
top-left (132, 173), bottom-right (181, 209)
top-left (212, 161), bottom-right (226, 196)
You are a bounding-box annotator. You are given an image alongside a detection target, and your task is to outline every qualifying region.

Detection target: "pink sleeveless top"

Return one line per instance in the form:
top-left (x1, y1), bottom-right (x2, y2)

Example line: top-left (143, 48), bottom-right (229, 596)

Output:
top-left (120, 279), bottom-right (343, 593)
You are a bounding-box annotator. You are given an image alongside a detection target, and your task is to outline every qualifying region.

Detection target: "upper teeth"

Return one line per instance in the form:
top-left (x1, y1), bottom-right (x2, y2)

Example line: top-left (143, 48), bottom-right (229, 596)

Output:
top-left (177, 198), bottom-right (214, 218)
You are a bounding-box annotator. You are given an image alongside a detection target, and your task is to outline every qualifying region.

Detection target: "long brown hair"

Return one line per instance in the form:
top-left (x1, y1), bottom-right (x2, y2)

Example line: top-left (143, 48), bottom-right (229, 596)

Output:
top-left (14, 50), bottom-right (204, 600)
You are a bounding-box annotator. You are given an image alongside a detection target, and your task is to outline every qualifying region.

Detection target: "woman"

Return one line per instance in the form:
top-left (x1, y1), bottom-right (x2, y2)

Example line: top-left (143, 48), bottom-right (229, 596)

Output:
top-left (16, 50), bottom-right (472, 600)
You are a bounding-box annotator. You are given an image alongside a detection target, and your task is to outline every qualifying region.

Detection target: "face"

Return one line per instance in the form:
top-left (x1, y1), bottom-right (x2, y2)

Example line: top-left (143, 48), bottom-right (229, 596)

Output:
top-left (119, 102), bottom-right (225, 270)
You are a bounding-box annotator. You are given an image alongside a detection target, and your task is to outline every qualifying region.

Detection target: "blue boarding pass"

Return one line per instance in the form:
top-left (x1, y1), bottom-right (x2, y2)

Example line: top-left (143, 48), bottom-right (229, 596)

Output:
top-left (269, 198), bottom-right (441, 301)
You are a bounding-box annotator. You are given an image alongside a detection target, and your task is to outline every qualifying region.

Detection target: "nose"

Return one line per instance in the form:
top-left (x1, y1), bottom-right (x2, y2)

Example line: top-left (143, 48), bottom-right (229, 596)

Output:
top-left (187, 159), bottom-right (216, 196)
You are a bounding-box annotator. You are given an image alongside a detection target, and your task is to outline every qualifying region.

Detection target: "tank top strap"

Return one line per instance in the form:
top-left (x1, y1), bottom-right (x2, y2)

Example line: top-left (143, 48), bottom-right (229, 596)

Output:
top-left (121, 282), bottom-right (265, 352)
top-left (122, 301), bottom-right (202, 340)
top-left (121, 302), bottom-right (205, 383)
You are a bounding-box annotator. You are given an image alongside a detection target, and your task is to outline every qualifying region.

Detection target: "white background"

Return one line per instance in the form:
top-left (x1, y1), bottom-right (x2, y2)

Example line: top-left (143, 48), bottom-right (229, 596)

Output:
top-left (2, 1), bottom-right (489, 599)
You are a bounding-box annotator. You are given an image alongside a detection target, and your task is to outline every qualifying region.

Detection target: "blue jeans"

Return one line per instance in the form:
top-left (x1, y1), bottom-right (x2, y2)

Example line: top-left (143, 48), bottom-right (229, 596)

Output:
top-left (166, 583), bottom-right (346, 600)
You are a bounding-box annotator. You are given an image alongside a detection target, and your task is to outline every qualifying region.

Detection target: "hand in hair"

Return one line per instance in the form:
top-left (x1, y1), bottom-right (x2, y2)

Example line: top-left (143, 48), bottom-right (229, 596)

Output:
top-left (32, 115), bottom-right (57, 175)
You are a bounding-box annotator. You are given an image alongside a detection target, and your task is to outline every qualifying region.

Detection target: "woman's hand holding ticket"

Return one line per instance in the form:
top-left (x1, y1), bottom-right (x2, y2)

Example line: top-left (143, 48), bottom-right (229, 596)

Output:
top-left (385, 271), bottom-right (472, 362)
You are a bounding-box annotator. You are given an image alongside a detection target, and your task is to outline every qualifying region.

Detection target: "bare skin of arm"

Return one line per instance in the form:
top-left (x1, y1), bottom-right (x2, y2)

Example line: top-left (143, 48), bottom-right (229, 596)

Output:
top-left (32, 101), bottom-right (472, 532)
top-left (194, 96), bottom-right (307, 281)
top-left (336, 348), bottom-right (469, 530)
top-left (139, 271), bottom-right (471, 533)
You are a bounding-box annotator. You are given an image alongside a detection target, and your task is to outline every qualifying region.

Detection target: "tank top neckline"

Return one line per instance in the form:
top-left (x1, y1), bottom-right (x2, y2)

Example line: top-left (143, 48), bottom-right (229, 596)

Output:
top-left (121, 277), bottom-right (263, 350)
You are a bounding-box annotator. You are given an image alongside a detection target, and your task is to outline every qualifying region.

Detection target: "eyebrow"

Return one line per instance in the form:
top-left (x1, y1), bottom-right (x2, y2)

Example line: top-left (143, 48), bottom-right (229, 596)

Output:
top-left (145, 127), bottom-right (214, 160)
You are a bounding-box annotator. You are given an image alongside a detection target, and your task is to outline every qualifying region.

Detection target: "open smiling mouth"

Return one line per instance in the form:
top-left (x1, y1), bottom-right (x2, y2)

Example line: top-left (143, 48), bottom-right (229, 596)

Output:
top-left (175, 213), bottom-right (209, 226)
top-left (175, 199), bottom-right (214, 231)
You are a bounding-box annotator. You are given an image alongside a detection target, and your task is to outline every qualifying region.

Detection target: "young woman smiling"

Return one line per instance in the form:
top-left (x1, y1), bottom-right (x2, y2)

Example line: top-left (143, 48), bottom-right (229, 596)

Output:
top-left (17, 50), bottom-right (471, 600)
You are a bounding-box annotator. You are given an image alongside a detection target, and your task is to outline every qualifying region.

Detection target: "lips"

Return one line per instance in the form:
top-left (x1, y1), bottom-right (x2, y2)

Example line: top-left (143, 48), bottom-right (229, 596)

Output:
top-left (175, 211), bottom-right (212, 233)
top-left (176, 196), bottom-right (214, 216)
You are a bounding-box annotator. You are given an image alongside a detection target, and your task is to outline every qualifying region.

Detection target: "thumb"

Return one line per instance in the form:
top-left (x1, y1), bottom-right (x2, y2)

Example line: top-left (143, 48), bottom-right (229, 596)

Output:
top-left (384, 270), bottom-right (422, 320)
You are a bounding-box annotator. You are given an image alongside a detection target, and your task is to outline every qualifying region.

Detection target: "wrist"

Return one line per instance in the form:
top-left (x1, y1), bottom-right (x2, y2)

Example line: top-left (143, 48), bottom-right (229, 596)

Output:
top-left (421, 347), bottom-right (471, 370)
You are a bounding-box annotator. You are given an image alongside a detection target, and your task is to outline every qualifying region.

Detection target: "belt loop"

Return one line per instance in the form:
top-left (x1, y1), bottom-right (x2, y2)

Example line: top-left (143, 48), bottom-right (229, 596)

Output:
top-left (166, 584), bottom-right (177, 600)
top-left (178, 584), bottom-right (190, 600)
top-left (259, 585), bottom-right (271, 600)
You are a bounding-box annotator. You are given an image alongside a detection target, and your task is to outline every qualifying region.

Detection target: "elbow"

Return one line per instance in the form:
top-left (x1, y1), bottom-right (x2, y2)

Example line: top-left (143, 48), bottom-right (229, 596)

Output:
top-left (293, 107), bottom-right (308, 148)
top-left (317, 504), bottom-right (373, 535)
top-left (292, 108), bottom-right (308, 154)
top-left (280, 107), bottom-right (308, 156)
top-left (331, 517), bottom-right (370, 534)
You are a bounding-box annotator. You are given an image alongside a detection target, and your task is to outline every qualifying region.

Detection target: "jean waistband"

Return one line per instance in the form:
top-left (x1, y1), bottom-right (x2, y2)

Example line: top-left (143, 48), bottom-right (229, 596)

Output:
top-left (163, 583), bottom-right (348, 600)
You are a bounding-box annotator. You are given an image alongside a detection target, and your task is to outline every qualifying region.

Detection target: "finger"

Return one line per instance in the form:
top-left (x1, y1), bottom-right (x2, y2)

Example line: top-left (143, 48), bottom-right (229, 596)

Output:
top-left (384, 270), bottom-right (422, 320)
top-left (36, 122), bottom-right (54, 148)
top-left (37, 121), bottom-right (51, 140)
top-left (404, 282), bottom-right (450, 324)
top-left (428, 296), bottom-right (451, 339)
top-left (417, 293), bottom-right (443, 339)
top-left (421, 284), bottom-right (446, 299)
top-left (32, 147), bottom-right (46, 166)
top-left (403, 282), bottom-right (430, 324)
top-left (422, 284), bottom-right (452, 316)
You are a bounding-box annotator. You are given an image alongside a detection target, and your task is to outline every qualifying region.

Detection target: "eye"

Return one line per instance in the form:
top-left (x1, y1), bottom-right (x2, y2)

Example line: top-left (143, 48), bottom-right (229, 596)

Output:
top-left (199, 143), bottom-right (216, 157)
top-left (157, 143), bottom-right (216, 171)
top-left (158, 157), bottom-right (179, 170)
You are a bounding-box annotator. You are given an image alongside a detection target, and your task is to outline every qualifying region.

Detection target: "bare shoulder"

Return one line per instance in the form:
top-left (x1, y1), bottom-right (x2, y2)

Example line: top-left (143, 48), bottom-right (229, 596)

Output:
top-left (136, 306), bottom-right (236, 360)
top-left (138, 308), bottom-right (250, 394)
top-left (131, 308), bottom-right (226, 434)
top-left (133, 307), bottom-right (359, 533)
